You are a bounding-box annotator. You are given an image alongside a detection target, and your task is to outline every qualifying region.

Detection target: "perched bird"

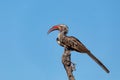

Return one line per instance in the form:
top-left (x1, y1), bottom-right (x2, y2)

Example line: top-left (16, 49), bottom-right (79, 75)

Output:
top-left (48, 24), bottom-right (110, 73)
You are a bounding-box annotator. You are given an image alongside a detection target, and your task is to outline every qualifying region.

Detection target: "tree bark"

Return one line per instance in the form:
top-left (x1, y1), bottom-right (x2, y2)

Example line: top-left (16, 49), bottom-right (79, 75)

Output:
top-left (62, 48), bottom-right (75, 80)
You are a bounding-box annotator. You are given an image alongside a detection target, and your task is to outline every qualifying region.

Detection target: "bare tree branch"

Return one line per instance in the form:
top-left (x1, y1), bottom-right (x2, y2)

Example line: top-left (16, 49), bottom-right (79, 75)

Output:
top-left (62, 48), bottom-right (75, 80)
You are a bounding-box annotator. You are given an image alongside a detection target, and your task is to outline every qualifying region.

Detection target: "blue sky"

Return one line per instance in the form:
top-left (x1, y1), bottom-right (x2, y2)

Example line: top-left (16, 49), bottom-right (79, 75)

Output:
top-left (0, 0), bottom-right (120, 80)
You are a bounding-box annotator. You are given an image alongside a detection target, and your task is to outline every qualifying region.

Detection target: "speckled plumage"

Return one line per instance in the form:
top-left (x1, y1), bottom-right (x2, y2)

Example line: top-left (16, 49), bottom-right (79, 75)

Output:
top-left (48, 24), bottom-right (110, 73)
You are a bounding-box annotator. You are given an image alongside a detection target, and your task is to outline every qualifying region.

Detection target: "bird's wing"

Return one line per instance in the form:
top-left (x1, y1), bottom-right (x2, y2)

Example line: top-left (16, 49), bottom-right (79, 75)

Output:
top-left (62, 36), bottom-right (89, 53)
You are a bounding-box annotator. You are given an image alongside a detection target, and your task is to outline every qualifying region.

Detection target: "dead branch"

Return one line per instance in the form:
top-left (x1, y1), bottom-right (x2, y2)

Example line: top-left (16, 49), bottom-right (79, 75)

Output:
top-left (62, 48), bottom-right (75, 80)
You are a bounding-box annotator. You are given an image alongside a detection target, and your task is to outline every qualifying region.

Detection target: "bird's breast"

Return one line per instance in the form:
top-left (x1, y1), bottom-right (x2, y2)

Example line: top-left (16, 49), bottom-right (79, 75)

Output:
top-left (56, 38), bottom-right (64, 47)
top-left (57, 39), bottom-right (61, 45)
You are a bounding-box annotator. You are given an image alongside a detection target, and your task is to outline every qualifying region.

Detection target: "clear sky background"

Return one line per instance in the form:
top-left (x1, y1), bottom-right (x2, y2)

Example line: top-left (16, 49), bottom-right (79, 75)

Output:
top-left (0, 0), bottom-right (120, 80)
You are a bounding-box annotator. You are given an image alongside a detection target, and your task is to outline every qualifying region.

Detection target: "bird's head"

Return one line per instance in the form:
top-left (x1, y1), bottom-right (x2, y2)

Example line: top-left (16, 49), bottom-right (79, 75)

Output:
top-left (48, 24), bottom-right (68, 34)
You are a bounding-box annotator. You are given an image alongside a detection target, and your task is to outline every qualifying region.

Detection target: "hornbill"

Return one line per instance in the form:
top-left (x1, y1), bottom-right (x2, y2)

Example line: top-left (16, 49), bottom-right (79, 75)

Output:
top-left (48, 24), bottom-right (110, 73)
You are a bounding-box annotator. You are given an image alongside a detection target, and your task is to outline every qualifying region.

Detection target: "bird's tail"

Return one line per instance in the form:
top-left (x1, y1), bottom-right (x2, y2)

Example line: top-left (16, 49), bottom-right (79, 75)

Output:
top-left (87, 51), bottom-right (110, 73)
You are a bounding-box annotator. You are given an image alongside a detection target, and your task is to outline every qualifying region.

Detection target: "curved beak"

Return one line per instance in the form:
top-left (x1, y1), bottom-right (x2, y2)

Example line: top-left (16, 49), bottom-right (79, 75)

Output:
top-left (47, 25), bottom-right (60, 34)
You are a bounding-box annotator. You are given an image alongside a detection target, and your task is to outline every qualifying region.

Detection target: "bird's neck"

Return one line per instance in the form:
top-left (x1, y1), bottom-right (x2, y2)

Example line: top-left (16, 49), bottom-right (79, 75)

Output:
top-left (57, 31), bottom-right (67, 47)
top-left (58, 31), bottom-right (67, 39)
